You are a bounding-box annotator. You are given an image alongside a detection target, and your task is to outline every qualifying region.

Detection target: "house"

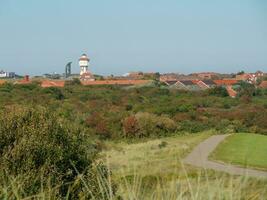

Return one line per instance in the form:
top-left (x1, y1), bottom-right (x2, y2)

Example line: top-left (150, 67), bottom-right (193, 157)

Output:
top-left (124, 72), bottom-right (144, 79)
top-left (160, 73), bottom-right (180, 82)
top-left (176, 80), bottom-right (201, 90)
top-left (226, 86), bottom-right (237, 98)
top-left (191, 72), bottom-right (219, 80)
top-left (192, 80), bottom-right (215, 89)
top-left (16, 75), bottom-right (31, 84)
top-left (0, 70), bottom-right (15, 78)
top-left (82, 80), bottom-right (151, 86)
top-left (41, 80), bottom-right (65, 88)
top-left (235, 74), bottom-right (254, 83)
top-left (259, 81), bottom-right (267, 89)
top-left (80, 72), bottom-right (95, 81)
top-left (213, 80), bottom-right (238, 86)
top-left (255, 71), bottom-right (264, 77)
top-left (235, 72), bottom-right (264, 84)
top-left (164, 80), bottom-right (178, 86)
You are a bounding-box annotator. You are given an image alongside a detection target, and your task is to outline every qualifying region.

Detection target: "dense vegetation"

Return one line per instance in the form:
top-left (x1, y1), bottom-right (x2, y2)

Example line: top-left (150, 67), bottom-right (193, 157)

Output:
top-left (1, 81), bottom-right (267, 138)
top-left (0, 81), bottom-right (267, 198)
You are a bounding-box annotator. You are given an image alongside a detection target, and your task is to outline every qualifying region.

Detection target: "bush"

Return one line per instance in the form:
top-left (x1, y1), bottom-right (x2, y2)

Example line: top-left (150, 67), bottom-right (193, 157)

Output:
top-left (42, 87), bottom-right (65, 100)
top-left (0, 82), bottom-right (14, 93)
top-left (123, 113), bottom-right (177, 138)
top-left (65, 78), bottom-right (81, 86)
top-left (123, 116), bottom-right (140, 138)
top-left (179, 120), bottom-right (209, 133)
top-left (208, 86), bottom-right (229, 97)
top-left (0, 106), bottom-right (106, 198)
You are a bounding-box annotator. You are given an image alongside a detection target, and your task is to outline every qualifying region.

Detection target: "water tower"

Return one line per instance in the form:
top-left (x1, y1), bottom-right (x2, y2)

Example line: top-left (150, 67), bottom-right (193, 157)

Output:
top-left (79, 54), bottom-right (90, 75)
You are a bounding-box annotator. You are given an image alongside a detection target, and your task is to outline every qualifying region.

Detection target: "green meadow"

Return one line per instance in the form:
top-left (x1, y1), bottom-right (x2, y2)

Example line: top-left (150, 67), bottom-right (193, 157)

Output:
top-left (211, 133), bottom-right (267, 170)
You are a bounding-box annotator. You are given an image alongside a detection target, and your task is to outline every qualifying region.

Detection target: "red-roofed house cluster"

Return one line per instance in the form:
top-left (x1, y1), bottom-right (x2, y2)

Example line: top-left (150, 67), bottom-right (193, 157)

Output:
top-left (1, 53), bottom-right (266, 98)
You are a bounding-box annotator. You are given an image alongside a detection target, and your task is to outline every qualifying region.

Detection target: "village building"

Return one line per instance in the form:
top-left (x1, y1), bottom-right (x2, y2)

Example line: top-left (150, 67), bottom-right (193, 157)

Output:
top-left (176, 80), bottom-right (201, 90)
top-left (15, 75), bottom-right (31, 84)
top-left (191, 72), bottom-right (219, 80)
top-left (41, 80), bottom-right (65, 88)
top-left (259, 81), bottom-right (267, 89)
top-left (79, 54), bottom-right (95, 81)
top-left (235, 71), bottom-right (264, 84)
top-left (0, 70), bottom-right (16, 78)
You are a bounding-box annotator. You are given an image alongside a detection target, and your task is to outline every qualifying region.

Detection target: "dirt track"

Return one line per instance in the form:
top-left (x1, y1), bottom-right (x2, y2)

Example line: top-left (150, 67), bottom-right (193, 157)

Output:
top-left (183, 134), bottom-right (267, 178)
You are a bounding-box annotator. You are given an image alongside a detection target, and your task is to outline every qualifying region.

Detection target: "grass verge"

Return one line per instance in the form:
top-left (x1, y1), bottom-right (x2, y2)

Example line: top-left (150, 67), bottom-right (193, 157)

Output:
top-left (210, 133), bottom-right (267, 171)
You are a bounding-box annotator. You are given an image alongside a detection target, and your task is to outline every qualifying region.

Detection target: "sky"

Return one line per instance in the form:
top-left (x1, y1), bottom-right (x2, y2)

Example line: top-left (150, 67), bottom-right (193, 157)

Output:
top-left (0, 0), bottom-right (267, 76)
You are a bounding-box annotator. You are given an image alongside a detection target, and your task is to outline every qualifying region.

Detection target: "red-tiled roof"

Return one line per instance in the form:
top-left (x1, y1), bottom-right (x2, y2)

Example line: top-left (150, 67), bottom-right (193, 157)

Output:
top-left (214, 80), bottom-right (238, 86)
top-left (226, 86), bottom-right (237, 98)
top-left (82, 80), bottom-right (151, 86)
top-left (191, 80), bottom-right (210, 89)
top-left (41, 80), bottom-right (65, 88)
top-left (259, 81), bottom-right (267, 89)
top-left (16, 80), bottom-right (32, 84)
top-left (0, 80), bottom-right (6, 85)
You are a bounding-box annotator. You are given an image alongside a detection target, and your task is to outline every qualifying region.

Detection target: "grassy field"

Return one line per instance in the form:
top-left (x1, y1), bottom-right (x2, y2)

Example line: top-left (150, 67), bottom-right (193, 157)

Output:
top-left (101, 132), bottom-right (267, 199)
top-left (211, 133), bottom-right (267, 170)
top-left (102, 132), bottom-right (211, 179)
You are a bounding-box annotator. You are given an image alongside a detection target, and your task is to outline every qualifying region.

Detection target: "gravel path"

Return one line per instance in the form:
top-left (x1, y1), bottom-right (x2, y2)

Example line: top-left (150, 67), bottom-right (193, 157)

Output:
top-left (183, 134), bottom-right (267, 178)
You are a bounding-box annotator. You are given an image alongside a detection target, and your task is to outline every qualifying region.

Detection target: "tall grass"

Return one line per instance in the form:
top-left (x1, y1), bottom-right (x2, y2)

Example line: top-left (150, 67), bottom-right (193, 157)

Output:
top-left (1, 162), bottom-right (266, 200)
top-left (116, 164), bottom-right (267, 200)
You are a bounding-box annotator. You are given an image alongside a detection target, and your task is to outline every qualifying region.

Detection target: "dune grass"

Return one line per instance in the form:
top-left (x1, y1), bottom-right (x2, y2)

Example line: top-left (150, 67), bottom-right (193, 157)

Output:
top-left (2, 132), bottom-right (267, 199)
top-left (210, 133), bottom-right (267, 170)
top-left (102, 132), bottom-right (267, 199)
top-left (102, 132), bottom-right (212, 179)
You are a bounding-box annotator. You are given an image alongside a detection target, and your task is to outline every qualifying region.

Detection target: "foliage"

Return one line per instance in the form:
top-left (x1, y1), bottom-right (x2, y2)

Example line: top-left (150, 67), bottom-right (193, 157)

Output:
top-left (42, 87), bottom-right (65, 100)
top-left (0, 83), bottom-right (267, 137)
top-left (208, 86), bottom-right (229, 97)
top-left (65, 78), bottom-right (81, 86)
top-left (123, 116), bottom-right (140, 138)
top-left (0, 106), bottom-right (110, 198)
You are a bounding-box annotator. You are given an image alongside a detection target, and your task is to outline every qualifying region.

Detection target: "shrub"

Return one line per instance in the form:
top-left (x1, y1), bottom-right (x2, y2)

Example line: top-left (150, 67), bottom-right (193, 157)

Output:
top-left (135, 112), bottom-right (158, 137)
top-left (179, 120), bottom-right (209, 133)
top-left (208, 86), bottom-right (229, 97)
top-left (65, 78), bottom-right (81, 86)
top-left (237, 81), bottom-right (256, 97)
top-left (158, 141), bottom-right (168, 149)
top-left (156, 115), bottom-right (177, 133)
top-left (215, 119), bottom-right (233, 134)
top-left (0, 82), bottom-right (14, 93)
top-left (42, 87), bottom-right (65, 100)
top-left (0, 106), bottom-right (106, 198)
top-left (123, 113), bottom-right (177, 138)
top-left (177, 104), bottom-right (194, 112)
top-left (85, 112), bottom-right (111, 139)
top-left (123, 116), bottom-right (140, 138)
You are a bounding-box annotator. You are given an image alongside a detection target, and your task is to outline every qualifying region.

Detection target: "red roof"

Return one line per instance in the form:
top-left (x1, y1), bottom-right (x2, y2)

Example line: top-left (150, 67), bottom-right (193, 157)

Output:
top-left (41, 80), bottom-right (65, 88)
top-left (214, 80), bottom-right (238, 86)
top-left (259, 81), bottom-right (267, 89)
top-left (0, 80), bottom-right (6, 85)
top-left (82, 80), bottom-right (151, 86)
top-left (226, 86), bottom-right (237, 98)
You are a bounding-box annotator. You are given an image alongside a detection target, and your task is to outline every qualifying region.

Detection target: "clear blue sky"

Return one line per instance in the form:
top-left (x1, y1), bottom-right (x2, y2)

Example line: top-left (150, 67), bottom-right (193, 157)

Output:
top-left (0, 0), bottom-right (266, 75)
